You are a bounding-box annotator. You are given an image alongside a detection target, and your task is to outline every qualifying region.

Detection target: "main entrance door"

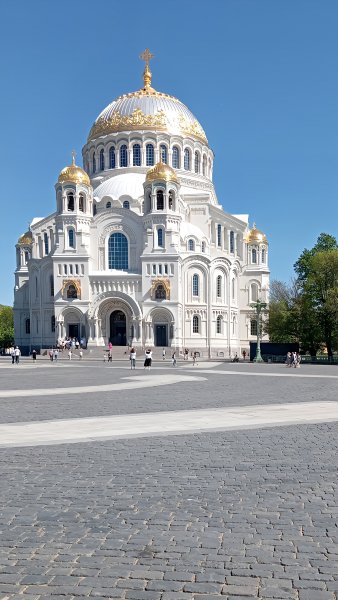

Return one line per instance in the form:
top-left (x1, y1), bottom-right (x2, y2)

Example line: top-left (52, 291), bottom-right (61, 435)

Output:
top-left (155, 324), bottom-right (168, 347)
top-left (68, 323), bottom-right (79, 339)
top-left (110, 310), bottom-right (127, 346)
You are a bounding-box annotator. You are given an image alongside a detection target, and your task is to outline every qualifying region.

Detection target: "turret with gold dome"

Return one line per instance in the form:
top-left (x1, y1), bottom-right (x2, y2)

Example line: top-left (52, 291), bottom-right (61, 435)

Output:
top-left (58, 152), bottom-right (91, 187)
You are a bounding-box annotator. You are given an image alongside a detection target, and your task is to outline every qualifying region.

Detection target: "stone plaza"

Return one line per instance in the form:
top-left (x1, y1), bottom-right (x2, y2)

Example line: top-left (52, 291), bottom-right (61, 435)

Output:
top-left (0, 357), bottom-right (338, 600)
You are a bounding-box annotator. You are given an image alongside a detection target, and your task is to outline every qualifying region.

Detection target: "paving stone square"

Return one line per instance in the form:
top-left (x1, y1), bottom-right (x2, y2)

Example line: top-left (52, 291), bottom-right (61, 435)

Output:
top-left (0, 359), bottom-right (337, 599)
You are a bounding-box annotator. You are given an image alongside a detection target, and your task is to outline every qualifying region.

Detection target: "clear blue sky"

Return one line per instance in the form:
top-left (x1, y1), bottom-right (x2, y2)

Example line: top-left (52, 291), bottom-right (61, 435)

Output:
top-left (1, 0), bottom-right (337, 306)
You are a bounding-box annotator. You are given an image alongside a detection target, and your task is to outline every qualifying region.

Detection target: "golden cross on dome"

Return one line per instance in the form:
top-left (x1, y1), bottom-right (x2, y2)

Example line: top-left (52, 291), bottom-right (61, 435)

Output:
top-left (71, 149), bottom-right (76, 165)
top-left (140, 48), bottom-right (154, 67)
top-left (140, 48), bottom-right (154, 89)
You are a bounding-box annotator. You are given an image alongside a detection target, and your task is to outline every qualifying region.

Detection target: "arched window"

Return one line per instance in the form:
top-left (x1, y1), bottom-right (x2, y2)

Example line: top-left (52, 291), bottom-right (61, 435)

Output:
top-left (99, 148), bottom-right (105, 171)
top-left (67, 192), bottom-right (74, 212)
top-left (194, 151), bottom-right (200, 173)
top-left (24, 251), bottom-right (30, 264)
top-left (123, 200), bottom-right (130, 209)
top-left (50, 275), bottom-right (54, 297)
top-left (172, 146), bottom-right (180, 169)
top-left (156, 190), bottom-right (164, 210)
top-left (51, 315), bottom-right (55, 332)
top-left (25, 318), bottom-right (30, 334)
top-left (216, 275), bottom-right (222, 298)
top-left (44, 232), bottom-right (49, 255)
top-left (252, 248), bottom-right (257, 264)
top-left (230, 230), bottom-right (235, 253)
top-left (108, 232), bottom-right (128, 270)
top-left (67, 284), bottom-right (77, 299)
top-left (109, 146), bottom-right (116, 169)
top-left (202, 154), bottom-right (207, 176)
top-left (106, 201), bottom-right (111, 208)
top-left (79, 194), bottom-right (85, 212)
top-left (133, 144), bottom-right (141, 166)
top-left (120, 144), bottom-right (128, 167)
top-left (92, 153), bottom-right (96, 174)
top-left (192, 273), bottom-right (199, 296)
top-left (192, 315), bottom-right (199, 333)
top-left (184, 148), bottom-right (190, 170)
top-left (262, 248), bottom-right (266, 263)
top-left (188, 239), bottom-right (195, 251)
top-left (168, 190), bottom-right (174, 210)
top-left (232, 277), bottom-right (235, 300)
top-left (216, 315), bottom-right (222, 334)
top-left (201, 241), bottom-right (206, 253)
top-left (160, 144), bottom-right (168, 164)
top-left (146, 143), bottom-right (154, 166)
top-left (251, 319), bottom-right (258, 336)
top-left (251, 283), bottom-right (258, 302)
top-left (68, 228), bottom-right (75, 248)
top-left (155, 284), bottom-right (166, 300)
top-left (217, 224), bottom-right (222, 247)
top-left (157, 228), bottom-right (164, 247)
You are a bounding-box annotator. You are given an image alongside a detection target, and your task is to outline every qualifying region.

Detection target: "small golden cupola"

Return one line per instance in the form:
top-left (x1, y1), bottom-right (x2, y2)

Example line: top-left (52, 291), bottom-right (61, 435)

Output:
top-left (246, 223), bottom-right (268, 244)
top-left (146, 162), bottom-right (178, 183)
top-left (17, 230), bottom-right (33, 246)
top-left (58, 152), bottom-right (91, 187)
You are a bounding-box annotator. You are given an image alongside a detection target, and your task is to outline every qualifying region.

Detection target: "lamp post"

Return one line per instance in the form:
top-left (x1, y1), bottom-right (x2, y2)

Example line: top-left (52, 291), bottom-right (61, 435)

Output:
top-left (250, 299), bottom-right (267, 363)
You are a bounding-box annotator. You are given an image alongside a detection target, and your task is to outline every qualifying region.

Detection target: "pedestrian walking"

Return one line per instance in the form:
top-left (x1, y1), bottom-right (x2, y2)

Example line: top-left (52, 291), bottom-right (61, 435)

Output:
top-left (14, 346), bottom-right (21, 364)
top-left (162, 348), bottom-right (166, 361)
top-left (286, 352), bottom-right (292, 367)
top-left (11, 348), bottom-right (15, 364)
top-left (53, 349), bottom-right (58, 361)
top-left (171, 351), bottom-right (177, 367)
top-left (192, 351), bottom-right (197, 366)
top-left (108, 350), bottom-right (112, 363)
top-left (68, 349), bottom-right (72, 360)
top-left (130, 347), bottom-right (136, 369)
top-left (144, 348), bottom-right (152, 370)
top-left (79, 350), bottom-right (83, 359)
top-left (32, 349), bottom-right (37, 362)
top-left (49, 349), bottom-right (54, 362)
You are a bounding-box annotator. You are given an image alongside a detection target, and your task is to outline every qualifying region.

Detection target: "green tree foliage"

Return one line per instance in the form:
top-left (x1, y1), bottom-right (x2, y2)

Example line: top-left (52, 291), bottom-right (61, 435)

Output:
top-left (0, 305), bottom-right (14, 348)
top-left (268, 234), bottom-right (338, 356)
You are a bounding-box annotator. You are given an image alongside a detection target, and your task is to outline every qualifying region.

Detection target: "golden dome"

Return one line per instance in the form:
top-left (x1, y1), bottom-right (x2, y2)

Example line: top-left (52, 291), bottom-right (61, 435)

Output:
top-left (146, 162), bottom-right (178, 183)
top-left (18, 231), bottom-right (33, 246)
top-left (246, 223), bottom-right (268, 244)
top-left (58, 154), bottom-right (90, 187)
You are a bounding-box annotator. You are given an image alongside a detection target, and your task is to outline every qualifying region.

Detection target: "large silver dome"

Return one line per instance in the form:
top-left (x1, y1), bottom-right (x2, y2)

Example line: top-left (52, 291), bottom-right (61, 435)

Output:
top-left (88, 86), bottom-right (208, 145)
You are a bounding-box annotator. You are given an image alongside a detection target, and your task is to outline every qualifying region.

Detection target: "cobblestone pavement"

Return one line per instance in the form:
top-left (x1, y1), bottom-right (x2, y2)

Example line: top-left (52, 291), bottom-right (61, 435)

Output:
top-left (0, 362), bottom-right (337, 599)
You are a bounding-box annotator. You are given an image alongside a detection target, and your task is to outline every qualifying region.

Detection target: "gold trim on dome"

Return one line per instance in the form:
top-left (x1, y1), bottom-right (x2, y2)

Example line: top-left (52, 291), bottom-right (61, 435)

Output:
top-left (146, 162), bottom-right (178, 183)
top-left (179, 115), bottom-right (208, 143)
top-left (88, 108), bottom-right (168, 140)
top-left (18, 231), bottom-right (33, 246)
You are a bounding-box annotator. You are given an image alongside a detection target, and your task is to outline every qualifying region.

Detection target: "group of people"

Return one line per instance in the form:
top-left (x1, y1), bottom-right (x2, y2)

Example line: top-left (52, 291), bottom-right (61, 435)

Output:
top-left (286, 351), bottom-right (301, 368)
top-left (10, 346), bottom-right (21, 364)
top-left (57, 337), bottom-right (86, 351)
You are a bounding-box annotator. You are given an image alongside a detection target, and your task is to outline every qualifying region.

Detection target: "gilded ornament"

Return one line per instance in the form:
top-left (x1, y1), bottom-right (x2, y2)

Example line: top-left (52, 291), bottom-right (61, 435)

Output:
top-left (62, 279), bottom-right (81, 299)
top-left (18, 231), bottom-right (33, 246)
top-left (58, 153), bottom-right (91, 186)
top-left (151, 278), bottom-right (171, 300)
top-left (146, 162), bottom-right (178, 183)
top-left (246, 223), bottom-right (268, 244)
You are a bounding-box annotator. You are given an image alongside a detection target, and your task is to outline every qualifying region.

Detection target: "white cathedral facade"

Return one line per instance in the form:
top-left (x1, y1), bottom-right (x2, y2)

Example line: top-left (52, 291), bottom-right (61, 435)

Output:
top-left (14, 52), bottom-right (269, 357)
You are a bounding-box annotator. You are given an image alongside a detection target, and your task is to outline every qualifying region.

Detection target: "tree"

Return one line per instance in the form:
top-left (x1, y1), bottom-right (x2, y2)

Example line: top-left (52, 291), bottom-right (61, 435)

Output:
top-left (294, 233), bottom-right (337, 281)
top-left (303, 250), bottom-right (338, 359)
top-left (0, 305), bottom-right (14, 348)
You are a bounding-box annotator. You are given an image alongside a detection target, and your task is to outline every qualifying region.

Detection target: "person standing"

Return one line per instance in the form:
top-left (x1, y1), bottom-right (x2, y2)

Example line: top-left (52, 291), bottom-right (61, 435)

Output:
top-left (171, 351), bottom-right (177, 367)
top-left (54, 348), bottom-right (58, 362)
top-left (144, 348), bottom-right (152, 370)
top-left (192, 351), bottom-right (197, 366)
top-left (32, 349), bottom-right (37, 362)
top-left (130, 347), bottom-right (136, 369)
top-left (68, 349), bottom-right (72, 360)
top-left (11, 347), bottom-right (15, 364)
top-left (79, 349), bottom-right (83, 360)
top-left (242, 349), bottom-right (247, 361)
top-left (162, 348), bottom-right (166, 361)
top-left (14, 346), bottom-right (21, 364)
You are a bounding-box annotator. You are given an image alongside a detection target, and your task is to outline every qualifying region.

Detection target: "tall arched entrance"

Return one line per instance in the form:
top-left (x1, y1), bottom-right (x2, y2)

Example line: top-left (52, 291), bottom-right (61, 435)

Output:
top-left (109, 310), bottom-right (126, 346)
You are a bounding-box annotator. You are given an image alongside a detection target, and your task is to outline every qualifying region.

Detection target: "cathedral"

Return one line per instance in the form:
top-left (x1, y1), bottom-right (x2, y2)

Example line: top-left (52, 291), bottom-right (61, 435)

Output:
top-left (14, 50), bottom-right (269, 357)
